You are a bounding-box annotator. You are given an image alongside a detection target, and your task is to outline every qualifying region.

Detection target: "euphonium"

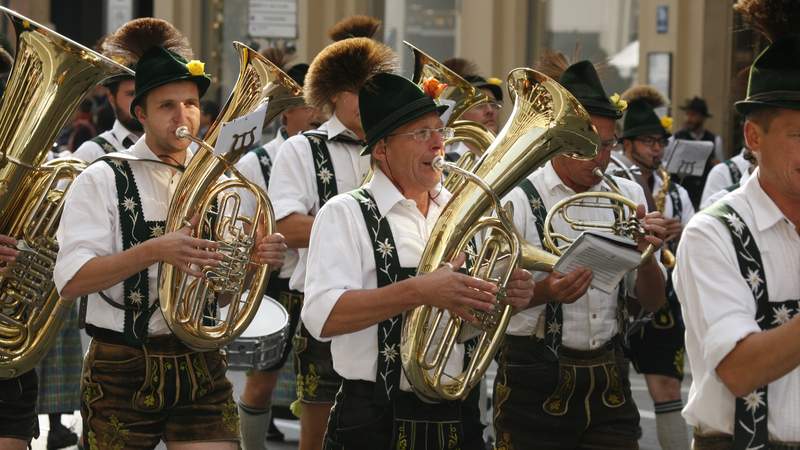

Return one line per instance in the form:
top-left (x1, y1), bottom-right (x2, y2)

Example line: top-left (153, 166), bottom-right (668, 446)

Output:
top-left (404, 41), bottom-right (495, 190)
top-left (0, 7), bottom-right (133, 378)
top-left (159, 42), bottom-right (296, 350)
top-left (402, 68), bottom-right (600, 402)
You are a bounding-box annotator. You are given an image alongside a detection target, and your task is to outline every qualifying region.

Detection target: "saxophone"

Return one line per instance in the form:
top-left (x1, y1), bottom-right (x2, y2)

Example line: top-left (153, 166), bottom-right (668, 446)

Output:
top-left (0, 7), bottom-right (132, 378)
top-left (653, 166), bottom-right (676, 268)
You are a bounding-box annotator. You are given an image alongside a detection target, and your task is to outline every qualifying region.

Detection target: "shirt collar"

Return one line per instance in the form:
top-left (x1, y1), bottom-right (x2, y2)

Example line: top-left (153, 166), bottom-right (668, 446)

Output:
top-left (128, 135), bottom-right (195, 166)
top-left (111, 119), bottom-right (139, 144)
top-left (366, 168), bottom-right (450, 218)
top-left (744, 167), bottom-right (788, 232)
top-left (323, 113), bottom-right (360, 141)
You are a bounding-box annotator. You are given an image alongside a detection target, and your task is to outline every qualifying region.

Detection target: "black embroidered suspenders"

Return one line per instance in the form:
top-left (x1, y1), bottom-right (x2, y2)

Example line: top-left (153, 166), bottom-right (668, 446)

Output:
top-left (102, 159), bottom-right (166, 345)
top-left (251, 145), bottom-right (273, 187)
top-left (707, 202), bottom-right (799, 450)
top-left (304, 131), bottom-right (339, 207)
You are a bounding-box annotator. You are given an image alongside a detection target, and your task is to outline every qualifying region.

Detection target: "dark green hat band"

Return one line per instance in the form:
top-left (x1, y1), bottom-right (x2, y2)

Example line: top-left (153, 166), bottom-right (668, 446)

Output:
top-left (363, 96), bottom-right (447, 153)
top-left (581, 97), bottom-right (624, 119)
top-left (622, 124), bottom-right (670, 139)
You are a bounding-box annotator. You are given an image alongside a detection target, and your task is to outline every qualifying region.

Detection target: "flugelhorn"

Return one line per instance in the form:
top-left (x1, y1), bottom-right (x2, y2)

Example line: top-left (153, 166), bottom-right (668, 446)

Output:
top-left (158, 42), bottom-right (296, 350)
top-left (0, 7), bottom-right (133, 378)
top-left (402, 68), bottom-right (599, 402)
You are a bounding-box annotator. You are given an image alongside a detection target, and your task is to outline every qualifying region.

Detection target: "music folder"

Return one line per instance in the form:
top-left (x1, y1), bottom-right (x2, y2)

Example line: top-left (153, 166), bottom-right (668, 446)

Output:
top-left (662, 138), bottom-right (714, 178)
top-left (553, 230), bottom-right (641, 294)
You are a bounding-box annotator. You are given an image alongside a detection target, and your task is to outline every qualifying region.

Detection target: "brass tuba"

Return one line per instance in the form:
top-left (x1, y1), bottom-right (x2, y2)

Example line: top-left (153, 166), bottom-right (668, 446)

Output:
top-left (402, 68), bottom-right (599, 402)
top-left (404, 41), bottom-right (495, 191)
top-left (159, 42), bottom-right (296, 350)
top-left (0, 7), bottom-right (133, 378)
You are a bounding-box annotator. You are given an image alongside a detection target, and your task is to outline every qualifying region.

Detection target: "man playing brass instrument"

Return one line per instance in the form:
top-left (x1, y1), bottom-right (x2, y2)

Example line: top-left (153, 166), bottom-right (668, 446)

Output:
top-left (54, 19), bottom-right (286, 450)
top-left (301, 71), bottom-right (534, 450)
top-left (0, 234), bottom-right (39, 450)
top-left (494, 56), bottom-right (668, 450)
top-left (674, 1), bottom-right (800, 448)
top-left (620, 86), bottom-right (694, 450)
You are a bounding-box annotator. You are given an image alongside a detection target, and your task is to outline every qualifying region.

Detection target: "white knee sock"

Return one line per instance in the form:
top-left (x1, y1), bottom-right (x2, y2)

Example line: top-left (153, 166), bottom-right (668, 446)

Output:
top-left (655, 400), bottom-right (689, 450)
top-left (239, 401), bottom-right (271, 450)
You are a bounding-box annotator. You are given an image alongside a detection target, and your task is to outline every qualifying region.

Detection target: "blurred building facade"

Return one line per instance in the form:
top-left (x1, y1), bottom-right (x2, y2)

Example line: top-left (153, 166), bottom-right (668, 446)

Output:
top-left (3, 0), bottom-right (764, 157)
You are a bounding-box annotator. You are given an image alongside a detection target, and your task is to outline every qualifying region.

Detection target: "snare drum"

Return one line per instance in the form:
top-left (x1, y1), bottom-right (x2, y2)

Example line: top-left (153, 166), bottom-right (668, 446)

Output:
top-left (225, 296), bottom-right (289, 371)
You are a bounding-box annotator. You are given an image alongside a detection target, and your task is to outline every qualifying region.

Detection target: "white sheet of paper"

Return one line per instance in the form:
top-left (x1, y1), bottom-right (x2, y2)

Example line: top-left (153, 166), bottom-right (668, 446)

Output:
top-left (554, 231), bottom-right (640, 293)
top-left (662, 138), bottom-right (714, 177)
top-left (212, 102), bottom-right (269, 157)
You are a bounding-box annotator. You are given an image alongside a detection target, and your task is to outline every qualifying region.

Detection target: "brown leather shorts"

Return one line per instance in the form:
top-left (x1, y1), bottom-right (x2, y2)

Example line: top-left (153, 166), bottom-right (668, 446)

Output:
top-left (81, 333), bottom-right (239, 449)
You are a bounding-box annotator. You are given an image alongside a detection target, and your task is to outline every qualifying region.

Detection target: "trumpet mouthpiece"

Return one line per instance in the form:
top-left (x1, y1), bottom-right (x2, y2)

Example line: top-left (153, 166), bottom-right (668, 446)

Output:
top-left (175, 126), bottom-right (190, 139)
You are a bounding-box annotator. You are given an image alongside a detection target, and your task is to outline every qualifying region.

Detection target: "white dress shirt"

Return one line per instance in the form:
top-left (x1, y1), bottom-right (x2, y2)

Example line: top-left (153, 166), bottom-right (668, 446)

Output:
top-left (503, 161), bottom-right (654, 350)
top-left (673, 168), bottom-right (800, 441)
top-left (268, 114), bottom-right (371, 291)
top-left (235, 128), bottom-right (297, 279)
top-left (700, 148), bottom-right (753, 207)
top-left (72, 120), bottom-right (139, 163)
top-left (301, 169), bottom-right (465, 389)
top-left (54, 137), bottom-right (192, 336)
top-left (700, 168), bottom-right (754, 210)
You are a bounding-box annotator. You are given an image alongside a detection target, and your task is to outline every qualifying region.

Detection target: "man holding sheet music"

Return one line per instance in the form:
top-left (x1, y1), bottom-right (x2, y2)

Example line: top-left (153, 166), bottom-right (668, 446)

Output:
top-left (492, 56), bottom-right (668, 450)
top-left (620, 86), bottom-right (694, 450)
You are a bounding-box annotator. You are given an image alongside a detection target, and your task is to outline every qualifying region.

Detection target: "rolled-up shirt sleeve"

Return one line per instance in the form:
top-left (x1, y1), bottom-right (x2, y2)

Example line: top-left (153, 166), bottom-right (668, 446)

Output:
top-left (54, 163), bottom-right (117, 295)
top-left (301, 196), bottom-right (366, 340)
top-left (673, 215), bottom-right (761, 376)
top-left (268, 137), bottom-right (315, 220)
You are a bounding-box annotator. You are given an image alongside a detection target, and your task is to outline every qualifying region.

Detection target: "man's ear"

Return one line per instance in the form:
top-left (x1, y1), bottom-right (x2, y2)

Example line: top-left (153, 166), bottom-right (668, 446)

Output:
top-left (133, 103), bottom-right (145, 123)
top-left (743, 120), bottom-right (762, 154)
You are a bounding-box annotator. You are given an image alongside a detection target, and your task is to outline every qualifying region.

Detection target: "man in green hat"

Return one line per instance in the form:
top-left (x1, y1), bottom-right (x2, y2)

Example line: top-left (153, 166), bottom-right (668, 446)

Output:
top-left (620, 85), bottom-right (694, 450)
top-left (674, 1), bottom-right (800, 448)
top-left (301, 71), bottom-right (534, 450)
top-left (494, 55), bottom-right (668, 449)
top-left (54, 20), bottom-right (287, 450)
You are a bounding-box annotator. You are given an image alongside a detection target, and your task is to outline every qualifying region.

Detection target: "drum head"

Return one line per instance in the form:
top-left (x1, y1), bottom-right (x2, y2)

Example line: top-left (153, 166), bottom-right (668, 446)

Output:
top-left (221, 295), bottom-right (288, 338)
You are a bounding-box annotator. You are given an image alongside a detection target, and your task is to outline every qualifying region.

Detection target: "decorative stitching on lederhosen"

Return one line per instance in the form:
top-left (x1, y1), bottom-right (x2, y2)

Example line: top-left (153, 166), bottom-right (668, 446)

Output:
top-left (102, 159), bottom-right (165, 345)
top-left (517, 179), bottom-right (627, 416)
top-left (706, 202), bottom-right (800, 450)
top-left (723, 159), bottom-right (742, 185)
top-left (251, 145), bottom-right (273, 188)
top-left (350, 188), bottom-right (479, 404)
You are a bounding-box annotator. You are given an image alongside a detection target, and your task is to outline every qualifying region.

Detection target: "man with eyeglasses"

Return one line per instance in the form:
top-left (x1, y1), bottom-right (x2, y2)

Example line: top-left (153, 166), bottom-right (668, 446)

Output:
top-left (301, 71), bottom-right (534, 450)
top-left (621, 86), bottom-right (694, 450)
top-left (494, 58), bottom-right (668, 450)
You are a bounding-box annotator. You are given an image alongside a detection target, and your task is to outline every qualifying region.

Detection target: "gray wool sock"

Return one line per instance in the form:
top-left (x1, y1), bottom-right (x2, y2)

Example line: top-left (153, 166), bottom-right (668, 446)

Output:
top-left (655, 400), bottom-right (689, 450)
top-left (239, 401), bottom-right (271, 450)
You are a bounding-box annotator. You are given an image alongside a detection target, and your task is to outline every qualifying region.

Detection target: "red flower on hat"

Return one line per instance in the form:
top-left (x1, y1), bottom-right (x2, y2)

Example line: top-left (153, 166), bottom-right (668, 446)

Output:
top-left (422, 77), bottom-right (448, 100)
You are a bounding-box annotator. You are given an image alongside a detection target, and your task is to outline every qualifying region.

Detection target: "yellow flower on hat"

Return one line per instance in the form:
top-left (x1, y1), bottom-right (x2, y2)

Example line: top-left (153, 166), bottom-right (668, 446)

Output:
top-left (609, 93), bottom-right (628, 112)
top-left (186, 60), bottom-right (205, 76)
top-left (661, 115), bottom-right (673, 133)
top-left (487, 77), bottom-right (503, 86)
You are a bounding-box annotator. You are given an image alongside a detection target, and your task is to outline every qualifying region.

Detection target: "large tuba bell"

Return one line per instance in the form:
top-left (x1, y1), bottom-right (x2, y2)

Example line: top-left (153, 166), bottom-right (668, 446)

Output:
top-left (401, 68), bottom-right (600, 402)
top-left (0, 7), bottom-right (133, 378)
top-left (159, 42), bottom-right (298, 350)
top-left (405, 41), bottom-right (496, 191)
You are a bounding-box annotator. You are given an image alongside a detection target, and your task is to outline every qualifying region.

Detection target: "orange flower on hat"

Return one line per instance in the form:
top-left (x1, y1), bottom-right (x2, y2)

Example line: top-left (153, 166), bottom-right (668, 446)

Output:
top-left (186, 60), bottom-right (205, 76)
top-left (422, 77), bottom-right (448, 99)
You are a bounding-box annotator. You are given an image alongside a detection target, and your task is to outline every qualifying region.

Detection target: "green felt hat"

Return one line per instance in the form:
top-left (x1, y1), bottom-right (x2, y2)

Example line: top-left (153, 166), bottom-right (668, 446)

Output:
top-left (736, 35), bottom-right (800, 115)
top-left (622, 99), bottom-right (670, 139)
top-left (359, 72), bottom-right (448, 155)
top-left (559, 60), bottom-right (623, 119)
top-left (130, 46), bottom-right (210, 115)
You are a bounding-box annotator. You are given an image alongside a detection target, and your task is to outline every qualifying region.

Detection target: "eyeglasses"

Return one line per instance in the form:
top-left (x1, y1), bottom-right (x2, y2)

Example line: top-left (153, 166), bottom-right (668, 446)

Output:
top-left (635, 136), bottom-right (669, 148)
top-left (387, 127), bottom-right (455, 142)
top-left (600, 136), bottom-right (619, 150)
top-left (472, 101), bottom-right (503, 113)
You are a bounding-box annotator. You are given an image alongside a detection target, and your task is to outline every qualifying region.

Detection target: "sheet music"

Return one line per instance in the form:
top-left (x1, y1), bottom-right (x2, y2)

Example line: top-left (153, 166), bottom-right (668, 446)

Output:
top-left (213, 102), bottom-right (269, 157)
top-left (662, 138), bottom-right (714, 177)
top-left (554, 232), bottom-right (640, 293)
